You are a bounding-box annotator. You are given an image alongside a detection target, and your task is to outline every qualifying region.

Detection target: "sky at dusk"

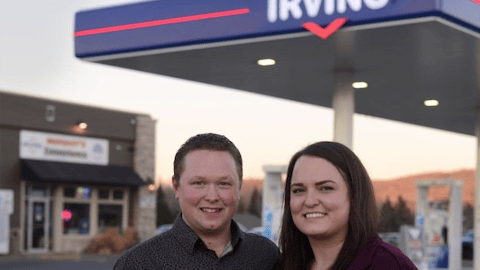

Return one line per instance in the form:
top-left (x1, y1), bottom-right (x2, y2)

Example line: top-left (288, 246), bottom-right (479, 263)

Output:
top-left (0, 0), bottom-right (476, 183)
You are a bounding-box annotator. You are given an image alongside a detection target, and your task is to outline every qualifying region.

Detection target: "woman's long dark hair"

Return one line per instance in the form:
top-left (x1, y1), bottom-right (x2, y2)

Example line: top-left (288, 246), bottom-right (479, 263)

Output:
top-left (276, 142), bottom-right (379, 270)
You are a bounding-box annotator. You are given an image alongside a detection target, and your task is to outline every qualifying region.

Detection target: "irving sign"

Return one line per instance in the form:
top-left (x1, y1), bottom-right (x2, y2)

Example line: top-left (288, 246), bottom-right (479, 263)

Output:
top-left (267, 0), bottom-right (389, 22)
top-left (19, 130), bottom-right (109, 165)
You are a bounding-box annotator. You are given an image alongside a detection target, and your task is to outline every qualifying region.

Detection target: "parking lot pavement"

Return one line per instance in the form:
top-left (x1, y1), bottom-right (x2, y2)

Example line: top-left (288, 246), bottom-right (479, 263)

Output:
top-left (0, 254), bottom-right (120, 270)
top-left (0, 256), bottom-right (474, 270)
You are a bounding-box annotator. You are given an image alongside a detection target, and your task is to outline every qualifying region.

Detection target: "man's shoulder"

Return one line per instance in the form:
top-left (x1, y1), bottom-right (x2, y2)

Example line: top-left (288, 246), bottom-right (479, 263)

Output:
top-left (224, 233), bottom-right (279, 270)
top-left (113, 231), bottom-right (176, 270)
top-left (241, 233), bottom-right (280, 253)
top-left (135, 230), bottom-right (175, 251)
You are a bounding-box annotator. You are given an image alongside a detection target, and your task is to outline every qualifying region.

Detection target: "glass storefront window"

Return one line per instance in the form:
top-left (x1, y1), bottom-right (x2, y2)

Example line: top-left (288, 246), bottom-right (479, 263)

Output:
top-left (31, 186), bottom-right (47, 197)
top-left (64, 187), bottom-right (75, 198)
top-left (113, 190), bottom-right (123, 200)
top-left (98, 205), bottom-right (122, 233)
top-left (99, 189), bottom-right (109, 199)
top-left (26, 184), bottom-right (48, 197)
top-left (63, 203), bottom-right (89, 234)
top-left (76, 187), bottom-right (91, 199)
top-left (64, 186), bottom-right (91, 199)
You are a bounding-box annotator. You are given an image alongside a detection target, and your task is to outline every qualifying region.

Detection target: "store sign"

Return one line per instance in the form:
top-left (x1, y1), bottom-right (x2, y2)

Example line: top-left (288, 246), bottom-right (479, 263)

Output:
top-left (267, 0), bottom-right (389, 22)
top-left (19, 130), bottom-right (109, 165)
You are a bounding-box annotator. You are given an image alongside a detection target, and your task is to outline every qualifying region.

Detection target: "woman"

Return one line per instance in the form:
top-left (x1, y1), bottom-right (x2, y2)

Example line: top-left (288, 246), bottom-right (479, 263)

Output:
top-left (275, 142), bottom-right (417, 270)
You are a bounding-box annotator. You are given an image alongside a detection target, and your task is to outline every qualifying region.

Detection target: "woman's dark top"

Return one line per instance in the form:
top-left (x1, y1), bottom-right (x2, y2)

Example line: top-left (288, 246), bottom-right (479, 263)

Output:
top-left (347, 235), bottom-right (417, 269)
top-left (274, 235), bottom-right (418, 270)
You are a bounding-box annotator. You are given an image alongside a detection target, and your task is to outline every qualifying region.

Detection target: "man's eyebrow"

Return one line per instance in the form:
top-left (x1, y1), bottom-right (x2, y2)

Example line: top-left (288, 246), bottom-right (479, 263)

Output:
top-left (189, 176), bottom-right (233, 181)
top-left (189, 176), bottom-right (206, 181)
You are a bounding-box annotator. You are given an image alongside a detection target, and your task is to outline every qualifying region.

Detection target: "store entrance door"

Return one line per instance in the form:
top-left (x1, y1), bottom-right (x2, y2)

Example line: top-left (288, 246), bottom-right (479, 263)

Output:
top-left (27, 197), bottom-right (50, 253)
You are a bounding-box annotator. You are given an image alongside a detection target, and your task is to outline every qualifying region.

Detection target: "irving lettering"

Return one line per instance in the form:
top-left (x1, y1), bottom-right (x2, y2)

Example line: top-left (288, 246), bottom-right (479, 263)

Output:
top-left (267, 0), bottom-right (389, 22)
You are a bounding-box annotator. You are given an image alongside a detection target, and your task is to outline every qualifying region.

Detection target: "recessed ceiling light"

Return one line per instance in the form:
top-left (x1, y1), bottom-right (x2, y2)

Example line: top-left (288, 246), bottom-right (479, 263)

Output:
top-left (424, 100), bottom-right (439, 107)
top-left (257, 59), bottom-right (276, 66)
top-left (352, 82), bottom-right (368, 89)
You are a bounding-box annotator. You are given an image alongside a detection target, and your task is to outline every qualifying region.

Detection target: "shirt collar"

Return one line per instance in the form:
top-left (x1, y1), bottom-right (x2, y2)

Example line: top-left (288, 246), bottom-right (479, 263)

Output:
top-left (171, 213), bottom-right (245, 255)
top-left (230, 217), bottom-right (245, 247)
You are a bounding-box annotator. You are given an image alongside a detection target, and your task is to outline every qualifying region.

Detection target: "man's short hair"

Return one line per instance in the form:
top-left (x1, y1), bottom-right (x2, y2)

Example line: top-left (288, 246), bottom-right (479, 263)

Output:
top-left (173, 133), bottom-right (243, 186)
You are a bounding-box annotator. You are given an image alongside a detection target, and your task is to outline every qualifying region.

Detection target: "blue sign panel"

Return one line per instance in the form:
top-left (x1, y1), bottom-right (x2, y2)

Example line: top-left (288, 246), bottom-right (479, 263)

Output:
top-left (415, 214), bottom-right (424, 227)
top-left (442, 0), bottom-right (480, 31)
top-left (75, 0), bottom-right (440, 58)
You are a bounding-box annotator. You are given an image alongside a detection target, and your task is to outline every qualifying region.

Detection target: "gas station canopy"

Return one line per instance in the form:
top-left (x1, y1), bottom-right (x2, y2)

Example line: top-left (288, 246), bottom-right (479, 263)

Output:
top-left (74, 0), bottom-right (480, 135)
top-left (74, 2), bottom-right (480, 267)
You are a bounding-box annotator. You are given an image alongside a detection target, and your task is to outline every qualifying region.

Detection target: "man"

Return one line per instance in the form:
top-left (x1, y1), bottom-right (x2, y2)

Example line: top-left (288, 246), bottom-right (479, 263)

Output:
top-left (114, 133), bottom-right (280, 269)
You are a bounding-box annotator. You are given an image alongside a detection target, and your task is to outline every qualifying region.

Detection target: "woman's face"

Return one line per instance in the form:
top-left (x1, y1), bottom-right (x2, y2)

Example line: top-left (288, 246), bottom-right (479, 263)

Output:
top-left (290, 155), bottom-right (350, 242)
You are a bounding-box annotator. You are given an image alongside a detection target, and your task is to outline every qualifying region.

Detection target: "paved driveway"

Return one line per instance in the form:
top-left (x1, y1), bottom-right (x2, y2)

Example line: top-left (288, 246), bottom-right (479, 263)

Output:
top-left (0, 255), bottom-right (475, 270)
top-left (0, 256), bottom-right (119, 270)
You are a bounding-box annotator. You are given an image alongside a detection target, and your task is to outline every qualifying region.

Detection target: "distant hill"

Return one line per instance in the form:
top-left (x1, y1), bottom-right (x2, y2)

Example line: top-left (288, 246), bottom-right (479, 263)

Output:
top-left (241, 169), bottom-right (476, 211)
top-left (372, 169), bottom-right (475, 210)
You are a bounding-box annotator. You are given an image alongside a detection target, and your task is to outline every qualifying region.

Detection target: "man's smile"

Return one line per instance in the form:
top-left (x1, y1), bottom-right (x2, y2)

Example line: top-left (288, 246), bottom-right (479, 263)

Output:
top-left (201, 207), bottom-right (222, 213)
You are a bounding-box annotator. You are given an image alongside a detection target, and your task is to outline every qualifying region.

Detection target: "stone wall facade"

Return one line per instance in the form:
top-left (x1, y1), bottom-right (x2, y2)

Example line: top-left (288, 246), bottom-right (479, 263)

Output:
top-left (133, 115), bottom-right (157, 242)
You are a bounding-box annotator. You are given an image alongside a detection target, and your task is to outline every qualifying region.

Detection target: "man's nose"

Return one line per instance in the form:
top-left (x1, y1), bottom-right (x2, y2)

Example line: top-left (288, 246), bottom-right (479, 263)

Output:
top-left (204, 184), bottom-right (220, 201)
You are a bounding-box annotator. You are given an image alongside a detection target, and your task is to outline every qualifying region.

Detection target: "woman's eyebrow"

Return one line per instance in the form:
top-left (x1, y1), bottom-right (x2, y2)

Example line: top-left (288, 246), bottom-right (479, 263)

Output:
top-left (291, 180), bottom-right (338, 187)
top-left (291, 183), bottom-right (304, 187)
top-left (315, 180), bottom-right (336, 186)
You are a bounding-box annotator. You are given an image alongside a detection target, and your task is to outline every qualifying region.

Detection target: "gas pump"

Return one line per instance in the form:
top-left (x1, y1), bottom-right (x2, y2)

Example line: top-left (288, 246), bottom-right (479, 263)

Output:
top-left (261, 165), bottom-right (286, 245)
top-left (400, 180), bottom-right (463, 270)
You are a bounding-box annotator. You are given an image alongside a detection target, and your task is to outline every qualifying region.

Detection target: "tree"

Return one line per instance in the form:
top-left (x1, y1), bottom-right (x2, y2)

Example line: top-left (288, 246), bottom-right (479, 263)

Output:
top-left (156, 184), bottom-right (174, 226)
top-left (378, 197), bottom-right (396, 232)
top-left (378, 196), bottom-right (414, 233)
top-left (163, 186), bottom-right (181, 217)
top-left (248, 187), bottom-right (262, 218)
top-left (395, 195), bottom-right (414, 226)
top-left (237, 196), bottom-right (247, 213)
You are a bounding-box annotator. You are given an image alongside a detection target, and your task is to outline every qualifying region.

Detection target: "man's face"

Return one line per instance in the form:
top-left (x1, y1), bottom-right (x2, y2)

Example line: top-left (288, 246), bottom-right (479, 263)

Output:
top-left (173, 150), bottom-right (240, 236)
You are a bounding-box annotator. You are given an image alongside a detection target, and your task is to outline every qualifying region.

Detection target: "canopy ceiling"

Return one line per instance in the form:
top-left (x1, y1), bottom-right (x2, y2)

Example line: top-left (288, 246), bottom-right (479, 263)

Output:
top-left (75, 0), bottom-right (480, 135)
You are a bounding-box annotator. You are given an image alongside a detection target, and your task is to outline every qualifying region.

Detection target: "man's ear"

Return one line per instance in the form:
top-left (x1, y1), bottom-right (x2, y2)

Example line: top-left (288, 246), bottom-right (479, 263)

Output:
top-left (172, 176), bottom-right (179, 200)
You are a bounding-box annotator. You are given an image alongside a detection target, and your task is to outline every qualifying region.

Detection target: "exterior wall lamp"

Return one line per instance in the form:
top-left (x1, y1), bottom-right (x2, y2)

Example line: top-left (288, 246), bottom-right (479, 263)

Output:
top-left (77, 120), bottom-right (88, 129)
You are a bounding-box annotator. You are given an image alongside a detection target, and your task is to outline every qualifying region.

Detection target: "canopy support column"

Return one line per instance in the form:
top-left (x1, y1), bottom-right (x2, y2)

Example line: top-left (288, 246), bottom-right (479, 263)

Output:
top-left (332, 69), bottom-right (354, 149)
top-left (448, 182), bottom-right (463, 270)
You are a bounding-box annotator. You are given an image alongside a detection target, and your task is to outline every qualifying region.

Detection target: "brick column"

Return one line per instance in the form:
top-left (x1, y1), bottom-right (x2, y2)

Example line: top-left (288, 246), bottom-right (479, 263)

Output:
top-left (133, 115), bottom-right (157, 242)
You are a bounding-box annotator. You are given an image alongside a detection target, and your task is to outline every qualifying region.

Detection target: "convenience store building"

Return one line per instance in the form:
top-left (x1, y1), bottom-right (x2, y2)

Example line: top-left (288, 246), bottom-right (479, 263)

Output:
top-left (0, 91), bottom-right (157, 254)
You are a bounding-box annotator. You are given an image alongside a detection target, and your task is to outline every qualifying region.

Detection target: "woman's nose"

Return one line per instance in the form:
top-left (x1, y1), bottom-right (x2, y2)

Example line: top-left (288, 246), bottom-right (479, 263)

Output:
top-left (304, 190), bottom-right (319, 207)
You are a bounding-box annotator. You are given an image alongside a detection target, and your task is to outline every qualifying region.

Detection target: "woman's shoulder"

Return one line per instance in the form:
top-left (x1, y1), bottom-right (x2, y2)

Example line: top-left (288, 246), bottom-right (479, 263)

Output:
top-left (370, 238), bottom-right (418, 270)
